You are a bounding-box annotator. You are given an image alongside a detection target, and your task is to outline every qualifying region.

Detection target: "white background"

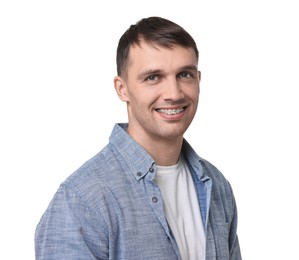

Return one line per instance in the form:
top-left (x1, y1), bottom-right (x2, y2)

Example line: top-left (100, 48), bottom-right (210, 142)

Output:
top-left (1, 0), bottom-right (298, 259)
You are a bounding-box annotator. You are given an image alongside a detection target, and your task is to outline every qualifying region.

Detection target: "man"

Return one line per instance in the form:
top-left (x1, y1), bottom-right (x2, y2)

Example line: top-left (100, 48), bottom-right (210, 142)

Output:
top-left (35, 16), bottom-right (241, 260)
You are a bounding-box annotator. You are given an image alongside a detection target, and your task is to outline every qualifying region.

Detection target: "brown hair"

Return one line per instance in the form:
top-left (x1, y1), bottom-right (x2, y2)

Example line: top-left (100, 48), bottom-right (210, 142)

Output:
top-left (116, 16), bottom-right (199, 78)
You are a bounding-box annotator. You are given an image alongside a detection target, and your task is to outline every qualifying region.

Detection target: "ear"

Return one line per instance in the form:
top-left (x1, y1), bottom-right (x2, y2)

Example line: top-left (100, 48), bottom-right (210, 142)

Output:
top-left (114, 76), bottom-right (129, 102)
top-left (198, 71), bottom-right (201, 94)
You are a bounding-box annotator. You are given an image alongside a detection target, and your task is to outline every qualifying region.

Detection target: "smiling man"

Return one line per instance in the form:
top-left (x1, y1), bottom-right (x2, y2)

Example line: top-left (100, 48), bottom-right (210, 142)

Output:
top-left (114, 41), bottom-right (199, 166)
top-left (35, 17), bottom-right (242, 260)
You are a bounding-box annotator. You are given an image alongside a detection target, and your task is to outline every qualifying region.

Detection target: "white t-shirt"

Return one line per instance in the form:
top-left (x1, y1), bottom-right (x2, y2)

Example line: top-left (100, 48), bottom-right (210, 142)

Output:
top-left (155, 156), bottom-right (206, 260)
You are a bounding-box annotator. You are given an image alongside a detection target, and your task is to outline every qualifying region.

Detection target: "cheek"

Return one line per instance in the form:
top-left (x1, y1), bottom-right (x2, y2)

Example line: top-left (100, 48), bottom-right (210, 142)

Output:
top-left (130, 89), bottom-right (159, 107)
top-left (185, 85), bottom-right (200, 100)
top-left (128, 92), bottom-right (143, 107)
top-left (127, 93), bottom-right (149, 115)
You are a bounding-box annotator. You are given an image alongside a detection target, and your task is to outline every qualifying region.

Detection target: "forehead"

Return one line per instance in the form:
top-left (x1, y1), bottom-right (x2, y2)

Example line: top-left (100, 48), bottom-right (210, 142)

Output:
top-left (128, 41), bottom-right (197, 70)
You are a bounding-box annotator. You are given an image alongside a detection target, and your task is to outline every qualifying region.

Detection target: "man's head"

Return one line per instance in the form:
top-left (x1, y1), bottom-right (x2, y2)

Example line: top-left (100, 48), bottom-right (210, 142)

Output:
top-left (114, 17), bottom-right (200, 147)
top-left (116, 16), bottom-right (199, 80)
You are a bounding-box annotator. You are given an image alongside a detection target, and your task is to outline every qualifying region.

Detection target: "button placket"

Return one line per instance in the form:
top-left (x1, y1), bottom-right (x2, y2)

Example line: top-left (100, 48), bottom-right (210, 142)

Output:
top-left (148, 166), bottom-right (158, 204)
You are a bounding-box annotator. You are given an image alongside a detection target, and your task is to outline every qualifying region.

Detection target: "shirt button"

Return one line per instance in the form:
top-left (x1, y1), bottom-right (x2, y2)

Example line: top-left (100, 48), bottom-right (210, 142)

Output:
top-left (137, 172), bottom-right (142, 176)
top-left (149, 167), bottom-right (154, 173)
top-left (152, 197), bottom-right (158, 203)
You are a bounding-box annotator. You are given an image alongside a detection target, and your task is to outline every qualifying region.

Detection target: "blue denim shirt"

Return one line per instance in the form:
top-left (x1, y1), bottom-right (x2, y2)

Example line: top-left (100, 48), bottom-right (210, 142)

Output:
top-left (35, 123), bottom-right (241, 260)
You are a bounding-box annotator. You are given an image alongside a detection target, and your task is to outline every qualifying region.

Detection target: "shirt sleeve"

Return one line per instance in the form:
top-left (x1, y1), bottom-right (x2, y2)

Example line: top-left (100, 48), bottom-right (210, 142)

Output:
top-left (35, 184), bottom-right (109, 260)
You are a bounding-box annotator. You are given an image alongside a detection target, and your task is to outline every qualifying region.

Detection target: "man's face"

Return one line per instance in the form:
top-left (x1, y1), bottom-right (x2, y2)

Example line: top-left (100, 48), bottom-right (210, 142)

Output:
top-left (115, 41), bottom-right (200, 144)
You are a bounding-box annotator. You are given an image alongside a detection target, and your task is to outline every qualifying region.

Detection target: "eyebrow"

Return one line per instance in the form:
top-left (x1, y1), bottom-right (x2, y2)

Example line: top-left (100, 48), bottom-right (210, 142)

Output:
top-left (181, 64), bottom-right (198, 71)
top-left (137, 64), bottom-right (198, 81)
top-left (137, 69), bottom-right (163, 81)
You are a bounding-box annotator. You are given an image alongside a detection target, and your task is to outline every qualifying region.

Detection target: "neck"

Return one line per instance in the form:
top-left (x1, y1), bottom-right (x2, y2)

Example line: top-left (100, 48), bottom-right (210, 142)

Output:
top-left (150, 139), bottom-right (183, 166)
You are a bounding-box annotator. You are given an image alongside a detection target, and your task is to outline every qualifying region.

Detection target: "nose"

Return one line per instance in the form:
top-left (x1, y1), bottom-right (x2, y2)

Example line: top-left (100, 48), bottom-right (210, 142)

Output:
top-left (162, 77), bottom-right (185, 101)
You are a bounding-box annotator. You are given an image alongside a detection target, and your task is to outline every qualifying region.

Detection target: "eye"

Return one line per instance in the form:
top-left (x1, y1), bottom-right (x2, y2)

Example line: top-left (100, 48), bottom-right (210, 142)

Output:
top-left (178, 71), bottom-right (193, 78)
top-left (145, 74), bottom-right (159, 81)
top-left (178, 72), bottom-right (192, 78)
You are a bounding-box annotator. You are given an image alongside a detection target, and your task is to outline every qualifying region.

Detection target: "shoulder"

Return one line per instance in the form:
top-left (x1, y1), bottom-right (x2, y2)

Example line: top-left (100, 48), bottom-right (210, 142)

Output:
top-left (199, 158), bottom-right (237, 218)
top-left (59, 143), bottom-right (126, 205)
top-left (182, 139), bottom-right (233, 193)
top-left (200, 158), bottom-right (233, 193)
top-left (200, 158), bottom-right (226, 181)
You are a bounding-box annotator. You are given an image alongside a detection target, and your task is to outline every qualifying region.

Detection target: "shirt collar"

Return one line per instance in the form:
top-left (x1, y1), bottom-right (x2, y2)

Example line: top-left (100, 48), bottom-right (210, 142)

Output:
top-left (182, 139), bottom-right (208, 181)
top-left (109, 123), bottom-right (207, 181)
top-left (109, 123), bottom-right (155, 181)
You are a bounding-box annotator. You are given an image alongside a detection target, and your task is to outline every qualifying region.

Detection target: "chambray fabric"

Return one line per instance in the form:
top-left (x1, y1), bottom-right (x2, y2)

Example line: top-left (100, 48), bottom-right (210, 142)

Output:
top-left (35, 123), bottom-right (241, 260)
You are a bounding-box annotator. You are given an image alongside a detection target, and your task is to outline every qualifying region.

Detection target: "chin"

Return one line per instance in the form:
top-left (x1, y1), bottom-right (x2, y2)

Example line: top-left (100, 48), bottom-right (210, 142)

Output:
top-left (159, 126), bottom-right (188, 139)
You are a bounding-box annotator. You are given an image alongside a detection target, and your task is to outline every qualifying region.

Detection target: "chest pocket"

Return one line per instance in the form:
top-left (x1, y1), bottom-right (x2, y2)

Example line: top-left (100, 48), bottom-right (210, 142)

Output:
top-left (206, 222), bottom-right (230, 260)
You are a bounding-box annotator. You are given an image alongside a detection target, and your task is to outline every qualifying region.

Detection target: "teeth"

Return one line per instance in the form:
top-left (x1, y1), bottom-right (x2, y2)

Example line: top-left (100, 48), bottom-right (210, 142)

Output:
top-left (158, 108), bottom-right (184, 115)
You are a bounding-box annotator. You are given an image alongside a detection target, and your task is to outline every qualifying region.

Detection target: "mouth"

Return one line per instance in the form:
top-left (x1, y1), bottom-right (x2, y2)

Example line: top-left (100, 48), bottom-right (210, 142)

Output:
top-left (156, 106), bottom-right (187, 115)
